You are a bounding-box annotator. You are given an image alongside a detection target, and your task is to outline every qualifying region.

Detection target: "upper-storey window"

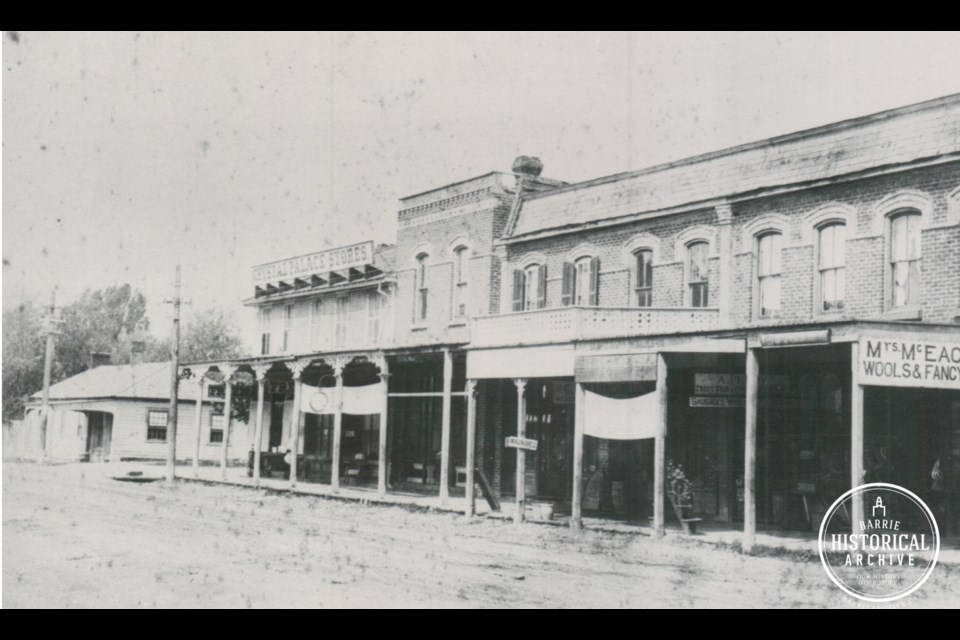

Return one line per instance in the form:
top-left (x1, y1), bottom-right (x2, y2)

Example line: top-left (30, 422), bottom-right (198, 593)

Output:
top-left (452, 245), bottom-right (468, 319)
top-left (282, 304), bottom-right (293, 352)
top-left (687, 241), bottom-right (709, 307)
top-left (416, 253), bottom-right (429, 322)
top-left (561, 256), bottom-right (599, 306)
top-left (259, 307), bottom-right (272, 356)
top-left (311, 299), bottom-right (324, 350)
top-left (367, 291), bottom-right (381, 344)
top-left (512, 263), bottom-right (546, 311)
top-left (633, 249), bottom-right (653, 307)
top-left (335, 296), bottom-right (349, 348)
top-left (757, 232), bottom-right (782, 318)
top-left (889, 210), bottom-right (922, 308)
top-left (817, 222), bottom-right (846, 312)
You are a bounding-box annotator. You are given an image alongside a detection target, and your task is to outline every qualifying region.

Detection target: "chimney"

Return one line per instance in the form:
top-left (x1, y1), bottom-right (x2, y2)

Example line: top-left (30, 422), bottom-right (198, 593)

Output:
top-left (90, 352), bottom-right (111, 369)
top-left (512, 156), bottom-right (543, 178)
top-left (130, 340), bottom-right (146, 365)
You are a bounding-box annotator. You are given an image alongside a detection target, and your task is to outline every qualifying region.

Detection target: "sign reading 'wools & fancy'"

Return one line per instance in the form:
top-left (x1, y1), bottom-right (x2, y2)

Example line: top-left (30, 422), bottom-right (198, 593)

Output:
top-left (252, 241), bottom-right (374, 286)
top-left (859, 337), bottom-right (960, 390)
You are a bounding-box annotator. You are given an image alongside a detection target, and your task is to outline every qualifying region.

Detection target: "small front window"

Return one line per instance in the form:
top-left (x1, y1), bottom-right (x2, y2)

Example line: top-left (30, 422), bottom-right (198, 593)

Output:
top-left (209, 413), bottom-right (225, 444)
top-left (889, 211), bottom-right (921, 308)
top-left (634, 249), bottom-right (653, 307)
top-left (818, 223), bottom-right (846, 312)
top-left (416, 254), bottom-right (429, 322)
top-left (146, 410), bottom-right (168, 442)
top-left (453, 246), bottom-right (468, 319)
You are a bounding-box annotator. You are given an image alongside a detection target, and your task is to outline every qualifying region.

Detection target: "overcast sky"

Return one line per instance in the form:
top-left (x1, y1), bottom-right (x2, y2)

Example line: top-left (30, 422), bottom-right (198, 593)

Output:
top-left (4, 31), bottom-right (960, 351)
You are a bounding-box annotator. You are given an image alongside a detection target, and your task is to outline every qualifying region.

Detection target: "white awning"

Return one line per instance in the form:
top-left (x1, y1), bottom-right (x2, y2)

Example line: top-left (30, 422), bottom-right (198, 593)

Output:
top-left (300, 381), bottom-right (385, 415)
top-left (583, 389), bottom-right (657, 440)
top-left (467, 345), bottom-right (575, 379)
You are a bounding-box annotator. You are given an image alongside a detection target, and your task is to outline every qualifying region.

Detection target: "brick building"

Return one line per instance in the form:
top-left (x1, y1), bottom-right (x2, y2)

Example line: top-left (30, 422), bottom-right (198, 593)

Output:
top-left (193, 94), bottom-right (960, 548)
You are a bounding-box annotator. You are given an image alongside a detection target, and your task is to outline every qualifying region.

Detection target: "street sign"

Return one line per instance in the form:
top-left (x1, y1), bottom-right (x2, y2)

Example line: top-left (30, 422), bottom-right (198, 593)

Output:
top-left (505, 436), bottom-right (538, 452)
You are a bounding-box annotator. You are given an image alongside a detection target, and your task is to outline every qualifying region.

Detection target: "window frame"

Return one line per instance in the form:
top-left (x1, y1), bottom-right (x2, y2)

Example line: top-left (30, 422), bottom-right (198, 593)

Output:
top-left (633, 248), bottom-right (654, 307)
top-left (815, 221), bottom-right (847, 314)
top-left (209, 411), bottom-right (226, 444)
top-left (146, 409), bottom-right (169, 442)
top-left (335, 295), bottom-right (349, 348)
top-left (415, 253), bottom-right (429, 323)
top-left (259, 307), bottom-right (272, 356)
top-left (755, 231), bottom-right (783, 319)
top-left (686, 240), bottom-right (710, 308)
top-left (452, 245), bottom-right (469, 320)
top-left (887, 209), bottom-right (922, 310)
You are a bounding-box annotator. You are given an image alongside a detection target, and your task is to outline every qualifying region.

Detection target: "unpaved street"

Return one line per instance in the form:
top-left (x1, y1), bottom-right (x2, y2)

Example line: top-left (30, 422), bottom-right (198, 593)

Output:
top-left (3, 462), bottom-right (957, 608)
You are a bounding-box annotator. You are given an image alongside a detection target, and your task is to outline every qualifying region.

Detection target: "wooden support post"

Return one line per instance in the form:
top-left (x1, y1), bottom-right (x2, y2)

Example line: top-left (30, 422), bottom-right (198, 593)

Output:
top-left (219, 365), bottom-right (236, 480)
top-left (252, 364), bottom-right (269, 488)
top-left (744, 348), bottom-right (759, 553)
top-left (513, 378), bottom-right (527, 524)
top-left (850, 341), bottom-right (865, 535)
top-left (571, 381), bottom-right (585, 530)
top-left (331, 357), bottom-right (347, 492)
top-left (193, 372), bottom-right (206, 478)
top-left (440, 349), bottom-right (453, 505)
top-left (378, 359), bottom-right (390, 499)
top-left (287, 359), bottom-right (308, 488)
top-left (465, 379), bottom-right (478, 518)
top-left (654, 354), bottom-right (668, 537)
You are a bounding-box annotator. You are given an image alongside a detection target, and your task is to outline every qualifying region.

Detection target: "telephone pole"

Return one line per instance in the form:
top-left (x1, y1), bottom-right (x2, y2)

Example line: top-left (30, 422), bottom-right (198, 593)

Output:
top-left (165, 266), bottom-right (182, 487)
top-left (39, 288), bottom-right (60, 463)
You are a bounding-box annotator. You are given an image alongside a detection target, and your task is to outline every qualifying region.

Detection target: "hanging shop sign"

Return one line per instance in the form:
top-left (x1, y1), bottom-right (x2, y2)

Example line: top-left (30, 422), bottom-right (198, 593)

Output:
top-left (505, 436), bottom-right (538, 452)
top-left (859, 337), bottom-right (960, 390)
top-left (694, 373), bottom-right (745, 396)
top-left (689, 397), bottom-right (745, 408)
top-left (252, 241), bottom-right (374, 285)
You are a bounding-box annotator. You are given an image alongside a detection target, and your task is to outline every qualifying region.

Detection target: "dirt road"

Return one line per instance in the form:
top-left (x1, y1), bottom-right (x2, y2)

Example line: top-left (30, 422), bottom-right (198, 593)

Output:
top-left (3, 462), bottom-right (957, 608)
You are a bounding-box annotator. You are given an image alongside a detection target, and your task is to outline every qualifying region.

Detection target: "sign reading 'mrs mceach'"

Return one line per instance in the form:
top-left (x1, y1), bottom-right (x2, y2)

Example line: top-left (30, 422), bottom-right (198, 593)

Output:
top-left (252, 241), bottom-right (374, 285)
top-left (860, 337), bottom-right (960, 390)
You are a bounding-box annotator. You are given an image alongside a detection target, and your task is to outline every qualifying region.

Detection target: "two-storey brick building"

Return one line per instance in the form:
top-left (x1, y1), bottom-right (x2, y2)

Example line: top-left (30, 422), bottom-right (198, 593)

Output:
top-left (192, 94), bottom-right (960, 549)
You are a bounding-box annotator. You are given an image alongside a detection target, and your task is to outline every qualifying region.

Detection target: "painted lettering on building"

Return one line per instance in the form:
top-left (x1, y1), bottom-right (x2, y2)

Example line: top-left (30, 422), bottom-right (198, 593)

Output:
top-left (860, 337), bottom-right (960, 390)
top-left (252, 241), bottom-right (374, 285)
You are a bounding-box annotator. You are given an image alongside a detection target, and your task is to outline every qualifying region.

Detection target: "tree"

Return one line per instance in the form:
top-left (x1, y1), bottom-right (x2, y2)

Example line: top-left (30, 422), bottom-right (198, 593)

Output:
top-left (176, 307), bottom-right (245, 363)
top-left (56, 284), bottom-right (149, 377)
top-left (2, 302), bottom-right (46, 420)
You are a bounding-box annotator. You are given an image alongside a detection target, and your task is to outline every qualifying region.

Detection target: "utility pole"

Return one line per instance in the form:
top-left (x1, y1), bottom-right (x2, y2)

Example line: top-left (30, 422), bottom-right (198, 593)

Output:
top-left (39, 288), bottom-right (61, 463)
top-left (165, 266), bottom-right (182, 487)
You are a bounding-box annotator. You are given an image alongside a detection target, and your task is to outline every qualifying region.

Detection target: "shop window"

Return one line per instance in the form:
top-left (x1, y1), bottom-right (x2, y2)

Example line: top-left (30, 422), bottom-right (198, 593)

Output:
top-left (415, 253), bottom-right (429, 322)
top-left (561, 256), bottom-right (600, 306)
top-left (633, 249), bottom-right (653, 307)
top-left (889, 210), bottom-right (922, 308)
top-left (452, 245), bottom-right (469, 319)
top-left (757, 232), bottom-right (782, 317)
top-left (686, 241), bottom-right (710, 307)
top-left (146, 409), bottom-right (168, 442)
top-left (209, 412), bottom-right (225, 444)
top-left (818, 222), bottom-right (846, 312)
top-left (512, 263), bottom-right (547, 311)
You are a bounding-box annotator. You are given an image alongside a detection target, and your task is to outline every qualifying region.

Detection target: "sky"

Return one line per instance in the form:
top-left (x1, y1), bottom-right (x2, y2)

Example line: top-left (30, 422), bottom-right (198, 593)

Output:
top-left (4, 31), bottom-right (960, 352)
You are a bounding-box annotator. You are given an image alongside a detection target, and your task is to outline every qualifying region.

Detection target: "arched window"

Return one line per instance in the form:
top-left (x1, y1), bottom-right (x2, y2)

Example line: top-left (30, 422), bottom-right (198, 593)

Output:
top-left (756, 232), bottom-right (782, 318)
top-left (512, 263), bottom-right (546, 311)
top-left (817, 222), bottom-right (846, 312)
top-left (452, 245), bottom-right (469, 319)
top-left (686, 241), bottom-right (710, 307)
top-left (633, 249), bottom-right (653, 307)
top-left (889, 210), bottom-right (922, 308)
top-left (415, 253), bottom-right (429, 322)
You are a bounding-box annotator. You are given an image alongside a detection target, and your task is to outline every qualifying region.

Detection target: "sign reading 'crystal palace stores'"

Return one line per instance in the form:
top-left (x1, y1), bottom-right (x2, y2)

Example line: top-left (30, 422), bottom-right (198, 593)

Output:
top-left (252, 241), bottom-right (374, 285)
top-left (859, 337), bottom-right (960, 390)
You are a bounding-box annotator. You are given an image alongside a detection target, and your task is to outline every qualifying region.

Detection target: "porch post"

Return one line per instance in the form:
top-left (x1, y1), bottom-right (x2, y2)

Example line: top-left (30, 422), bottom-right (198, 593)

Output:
top-left (513, 378), bottom-right (528, 524)
top-left (465, 379), bottom-right (478, 518)
top-left (850, 341), bottom-right (865, 534)
top-left (331, 356), bottom-right (347, 492)
top-left (252, 363), bottom-right (269, 488)
top-left (286, 359), bottom-right (308, 488)
top-left (219, 365), bottom-right (236, 480)
top-left (744, 347), bottom-right (759, 553)
top-left (377, 356), bottom-right (390, 498)
top-left (654, 354), bottom-right (668, 537)
top-left (571, 381), bottom-right (585, 530)
top-left (440, 349), bottom-right (453, 505)
top-left (192, 370), bottom-right (206, 478)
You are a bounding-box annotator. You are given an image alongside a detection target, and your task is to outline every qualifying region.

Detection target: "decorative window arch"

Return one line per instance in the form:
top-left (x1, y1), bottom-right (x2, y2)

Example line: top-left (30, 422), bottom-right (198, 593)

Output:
top-left (567, 243), bottom-right (599, 263)
top-left (949, 186), bottom-right (960, 226)
top-left (740, 214), bottom-right (791, 250)
top-left (675, 226), bottom-right (717, 259)
top-left (511, 254), bottom-right (547, 312)
top-left (802, 203), bottom-right (856, 244)
top-left (873, 191), bottom-right (931, 311)
top-left (622, 234), bottom-right (660, 308)
top-left (872, 190), bottom-right (932, 234)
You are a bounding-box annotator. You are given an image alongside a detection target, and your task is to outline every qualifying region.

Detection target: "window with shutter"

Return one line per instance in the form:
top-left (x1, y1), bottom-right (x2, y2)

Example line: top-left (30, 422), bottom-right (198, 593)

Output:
top-left (537, 264), bottom-right (548, 310)
top-left (512, 269), bottom-right (525, 312)
top-left (561, 262), bottom-right (575, 306)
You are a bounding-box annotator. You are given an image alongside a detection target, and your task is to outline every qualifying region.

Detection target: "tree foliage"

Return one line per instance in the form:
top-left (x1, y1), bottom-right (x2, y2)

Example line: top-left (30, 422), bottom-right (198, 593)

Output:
top-left (2, 302), bottom-right (47, 420)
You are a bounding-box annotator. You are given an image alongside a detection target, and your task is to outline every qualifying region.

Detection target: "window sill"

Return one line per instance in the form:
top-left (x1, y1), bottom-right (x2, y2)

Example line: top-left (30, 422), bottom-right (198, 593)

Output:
top-left (881, 307), bottom-right (922, 321)
top-left (411, 324), bottom-right (428, 332)
top-left (447, 319), bottom-right (468, 328)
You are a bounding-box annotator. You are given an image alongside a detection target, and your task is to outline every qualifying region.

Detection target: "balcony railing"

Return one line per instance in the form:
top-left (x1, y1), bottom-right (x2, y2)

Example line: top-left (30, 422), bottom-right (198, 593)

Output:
top-left (470, 306), bottom-right (721, 348)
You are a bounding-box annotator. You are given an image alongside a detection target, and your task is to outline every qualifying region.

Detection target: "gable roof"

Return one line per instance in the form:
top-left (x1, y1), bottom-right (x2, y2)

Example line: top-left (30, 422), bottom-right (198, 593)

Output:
top-left (509, 94), bottom-right (960, 239)
top-left (28, 362), bottom-right (202, 403)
